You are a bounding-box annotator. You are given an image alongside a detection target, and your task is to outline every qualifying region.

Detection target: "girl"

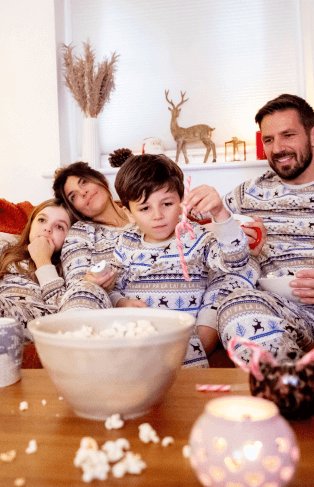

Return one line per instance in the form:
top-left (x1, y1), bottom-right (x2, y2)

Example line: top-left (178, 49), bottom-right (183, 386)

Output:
top-left (0, 199), bottom-right (72, 339)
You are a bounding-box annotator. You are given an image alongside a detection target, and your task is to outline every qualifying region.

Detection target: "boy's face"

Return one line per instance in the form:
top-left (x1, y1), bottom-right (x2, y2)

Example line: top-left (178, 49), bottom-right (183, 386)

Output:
top-left (126, 186), bottom-right (182, 243)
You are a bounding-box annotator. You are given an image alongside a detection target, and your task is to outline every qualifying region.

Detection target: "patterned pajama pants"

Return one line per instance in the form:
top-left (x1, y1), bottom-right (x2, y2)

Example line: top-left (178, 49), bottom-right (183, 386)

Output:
top-left (217, 288), bottom-right (314, 363)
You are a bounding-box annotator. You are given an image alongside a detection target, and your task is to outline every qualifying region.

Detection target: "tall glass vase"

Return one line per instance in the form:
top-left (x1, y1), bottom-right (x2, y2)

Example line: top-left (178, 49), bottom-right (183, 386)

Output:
top-left (81, 116), bottom-right (100, 169)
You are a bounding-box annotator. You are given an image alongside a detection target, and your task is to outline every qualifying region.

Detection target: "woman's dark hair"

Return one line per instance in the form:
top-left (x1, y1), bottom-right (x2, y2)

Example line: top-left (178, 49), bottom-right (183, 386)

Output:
top-left (53, 161), bottom-right (111, 221)
top-left (255, 93), bottom-right (314, 132)
top-left (114, 154), bottom-right (184, 209)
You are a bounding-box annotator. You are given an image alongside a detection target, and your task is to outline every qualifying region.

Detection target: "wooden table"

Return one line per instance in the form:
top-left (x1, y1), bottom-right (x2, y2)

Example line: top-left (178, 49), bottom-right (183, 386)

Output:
top-left (0, 369), bottom-right (313, 486)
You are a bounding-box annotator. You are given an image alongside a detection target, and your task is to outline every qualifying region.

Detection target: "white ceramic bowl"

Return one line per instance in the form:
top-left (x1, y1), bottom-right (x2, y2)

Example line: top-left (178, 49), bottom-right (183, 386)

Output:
top-left (28, 308), bottom-right (194, 420)
top-left (258, 275), bottom-right (297, 301)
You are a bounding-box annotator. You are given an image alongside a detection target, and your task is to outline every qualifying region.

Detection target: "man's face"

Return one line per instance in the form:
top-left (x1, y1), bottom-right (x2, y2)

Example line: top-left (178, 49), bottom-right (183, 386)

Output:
top-left (261, 109), bottom-right (314, 183)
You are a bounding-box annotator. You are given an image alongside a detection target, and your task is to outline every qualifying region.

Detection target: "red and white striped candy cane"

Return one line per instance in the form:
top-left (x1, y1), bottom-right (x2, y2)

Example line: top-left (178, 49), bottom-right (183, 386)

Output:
top-left (227, 337), bottom-right (276, 381)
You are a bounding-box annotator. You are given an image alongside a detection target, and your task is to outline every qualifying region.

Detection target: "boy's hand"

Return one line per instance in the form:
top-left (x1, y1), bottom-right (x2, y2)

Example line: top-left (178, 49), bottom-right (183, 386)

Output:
top-left (116, 298), bottom-right (147, 308)
top-left (84, 269), bottom-right (117, 291)
top-left (184, 184), bottom-right (230, 222)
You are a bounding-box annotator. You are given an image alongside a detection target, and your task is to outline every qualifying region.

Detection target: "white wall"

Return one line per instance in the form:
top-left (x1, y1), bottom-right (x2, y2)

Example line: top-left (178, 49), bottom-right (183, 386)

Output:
top-left (1, 0), bottom-right (314, 204)
top-left (0, 0), bottom-right (60, 204)
top-left (68, 0), bottom-right (305, 157)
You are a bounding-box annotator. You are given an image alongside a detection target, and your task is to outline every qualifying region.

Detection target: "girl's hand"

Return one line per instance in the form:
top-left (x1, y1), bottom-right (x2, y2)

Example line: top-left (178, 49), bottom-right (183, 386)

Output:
top-left (116, 298), bottom-right (147, 308)
top-left (28, 236), bottom-right (55, 268)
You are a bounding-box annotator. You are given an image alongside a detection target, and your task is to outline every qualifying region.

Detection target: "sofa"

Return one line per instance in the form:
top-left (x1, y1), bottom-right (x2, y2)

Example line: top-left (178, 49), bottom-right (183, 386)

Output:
top-left (0, 198), bottom-right (233, 368)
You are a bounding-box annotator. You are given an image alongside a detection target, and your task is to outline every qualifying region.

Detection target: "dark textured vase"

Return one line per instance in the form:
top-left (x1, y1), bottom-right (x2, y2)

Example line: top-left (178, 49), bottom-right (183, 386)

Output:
top-left (249, 360), bottom-right (314, 420)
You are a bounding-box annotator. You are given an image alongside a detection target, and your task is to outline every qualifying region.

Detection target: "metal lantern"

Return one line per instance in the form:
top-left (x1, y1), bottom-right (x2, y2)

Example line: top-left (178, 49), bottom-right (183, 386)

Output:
top-left (225, 137), bottom-right (246, 161)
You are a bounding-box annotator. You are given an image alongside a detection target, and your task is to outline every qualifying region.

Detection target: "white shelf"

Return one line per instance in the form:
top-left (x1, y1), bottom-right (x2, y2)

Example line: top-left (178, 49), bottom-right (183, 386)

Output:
top-left (100, 159), bottom-right (268, 176)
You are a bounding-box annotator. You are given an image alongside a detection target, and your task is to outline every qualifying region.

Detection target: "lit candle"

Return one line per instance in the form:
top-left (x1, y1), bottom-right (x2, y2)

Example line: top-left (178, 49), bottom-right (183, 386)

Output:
top-left (189, 395), bottom-right (299, 487)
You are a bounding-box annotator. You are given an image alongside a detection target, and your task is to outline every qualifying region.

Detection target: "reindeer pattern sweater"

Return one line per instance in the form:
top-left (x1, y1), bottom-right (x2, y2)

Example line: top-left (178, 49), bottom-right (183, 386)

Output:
top-left (0, 241), bottom-right (65, 339)
top-left (109, 218), bottom-right (259, 325)
top-left (224, 171), bottom-right (314, 280)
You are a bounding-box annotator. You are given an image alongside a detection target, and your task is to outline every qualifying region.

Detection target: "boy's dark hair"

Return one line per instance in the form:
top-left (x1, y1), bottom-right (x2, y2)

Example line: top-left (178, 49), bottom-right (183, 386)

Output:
top-left (114, 154), bottom-right (184, 209)
top-left (255, 93), bottom-right (314, 132)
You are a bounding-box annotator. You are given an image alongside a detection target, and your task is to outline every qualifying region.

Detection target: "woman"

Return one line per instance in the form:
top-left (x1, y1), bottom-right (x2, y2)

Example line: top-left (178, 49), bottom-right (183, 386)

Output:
top-left (53, 161), bottom-right (129, 311)
top-left (0, 198), bottom-right (72, 339)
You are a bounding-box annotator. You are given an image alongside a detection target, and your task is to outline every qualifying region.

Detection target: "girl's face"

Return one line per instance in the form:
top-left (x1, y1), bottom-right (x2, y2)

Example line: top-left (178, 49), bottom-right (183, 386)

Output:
top-left (29, 206), bottom-right (71, 252)
top-left (64, 175), bottom-right (110, 219)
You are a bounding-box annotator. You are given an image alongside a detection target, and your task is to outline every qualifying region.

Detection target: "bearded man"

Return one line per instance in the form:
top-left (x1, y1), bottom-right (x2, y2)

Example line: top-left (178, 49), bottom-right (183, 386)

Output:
top-left (186, 94), bottom-right (314, 362)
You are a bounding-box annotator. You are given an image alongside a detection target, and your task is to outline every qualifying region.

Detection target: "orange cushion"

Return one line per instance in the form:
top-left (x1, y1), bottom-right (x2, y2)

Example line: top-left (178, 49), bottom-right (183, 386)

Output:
top-left (0, 199), bottom-right (34, 234)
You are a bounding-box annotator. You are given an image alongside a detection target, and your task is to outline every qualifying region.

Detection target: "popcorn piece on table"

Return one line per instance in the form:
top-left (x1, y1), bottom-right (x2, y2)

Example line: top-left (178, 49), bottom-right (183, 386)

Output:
top-left (182, 444), bottom-right (191, 458)
top-left (138, 423), bottom-right (160, 444)
top-left (112, 452), bottom-right (146, 478)
top-left (14, 478), bottom-right (26, 487)
top-left (41, 399), bottom-right (47, 406)
top-left (161, 436), bottom-right (174, 447)
top-left (25, 439), bottom-right (37, 454)
top-left (101, 438), bottom-right (130, 463)
top-left (74, 437), bottom-right (110, 483)
top-left (19, 401), bottom-right (28, 411)
top-left (104, 413), bottom-right (124, 430)
top-left (0, 449), bottom-right (17, 462)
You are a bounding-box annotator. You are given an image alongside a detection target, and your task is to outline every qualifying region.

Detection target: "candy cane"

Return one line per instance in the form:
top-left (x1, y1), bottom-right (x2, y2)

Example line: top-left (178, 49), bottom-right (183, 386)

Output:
top-left (227, 337), bottom-right (276, 381)
top-left (295, 348), bottom-right (314, 371)
top-left (175, 176), bottom-right (195, 281)
top-left (196, 384), bottom-right (231, 392)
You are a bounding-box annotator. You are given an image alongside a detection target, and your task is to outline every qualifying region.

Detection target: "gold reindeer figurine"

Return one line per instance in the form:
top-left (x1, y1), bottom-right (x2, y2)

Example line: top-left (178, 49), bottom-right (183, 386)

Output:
top-left (165, 90), bottom-right (216, 164)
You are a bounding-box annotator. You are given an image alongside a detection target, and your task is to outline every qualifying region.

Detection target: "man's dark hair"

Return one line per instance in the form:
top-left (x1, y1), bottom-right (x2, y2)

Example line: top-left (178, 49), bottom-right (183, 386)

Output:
top-left (255, 93), bottom-right (314, 131)
top-left (114, 154), bottom-right (184, 209)
top-left (53, 161), bottom-right (110, 221)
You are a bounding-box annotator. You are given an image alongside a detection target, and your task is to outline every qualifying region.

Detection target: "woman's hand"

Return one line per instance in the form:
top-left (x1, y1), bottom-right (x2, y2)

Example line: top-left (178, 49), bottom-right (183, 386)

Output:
top-left (28, 236), bottom-right (55, 269)
top-left (290, 269), bottom-right (314, 304)
top-left (116, 298), bottom-right (147, 308)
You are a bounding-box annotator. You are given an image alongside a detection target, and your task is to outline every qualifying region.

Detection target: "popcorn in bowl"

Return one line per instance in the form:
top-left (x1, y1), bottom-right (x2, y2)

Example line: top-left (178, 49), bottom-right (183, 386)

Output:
top-left (28, 308), bottom-right (195, 420)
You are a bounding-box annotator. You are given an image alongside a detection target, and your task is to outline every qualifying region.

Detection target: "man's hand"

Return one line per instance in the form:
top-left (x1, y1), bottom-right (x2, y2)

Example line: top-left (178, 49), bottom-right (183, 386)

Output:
top-left (242, 217), bottom-right (266, 256)
top-left (290, 269), bottom-right (314, 304)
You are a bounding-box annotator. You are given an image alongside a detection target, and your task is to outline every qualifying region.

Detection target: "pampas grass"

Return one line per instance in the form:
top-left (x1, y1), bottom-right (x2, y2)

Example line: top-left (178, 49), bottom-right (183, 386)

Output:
top-left (62, 41), bottom-right (119, 118)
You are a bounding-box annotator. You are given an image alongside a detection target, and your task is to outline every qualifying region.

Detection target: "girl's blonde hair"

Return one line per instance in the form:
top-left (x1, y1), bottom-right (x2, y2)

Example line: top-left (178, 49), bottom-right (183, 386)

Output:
top-left (0, 199), bottom-right (73, 280)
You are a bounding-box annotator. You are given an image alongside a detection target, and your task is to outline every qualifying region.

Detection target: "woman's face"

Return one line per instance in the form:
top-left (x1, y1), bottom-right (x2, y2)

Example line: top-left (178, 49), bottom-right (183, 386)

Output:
top-left (64, 175), bottom-right (110, 219)
top-left (29, 206), bottom-right (71, 252)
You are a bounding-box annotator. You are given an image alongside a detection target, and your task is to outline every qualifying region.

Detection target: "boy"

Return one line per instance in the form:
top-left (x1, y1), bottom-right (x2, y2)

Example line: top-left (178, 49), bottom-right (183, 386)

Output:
top-left (111, 154), bottom-right (259, 367)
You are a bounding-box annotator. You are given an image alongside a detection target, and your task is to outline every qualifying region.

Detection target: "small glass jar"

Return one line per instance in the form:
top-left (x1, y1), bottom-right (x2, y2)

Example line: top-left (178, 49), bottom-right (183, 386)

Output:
top-left (0, 317), bottom-right (24, 387)
top-left (189, 395), bottom-right (299, 487)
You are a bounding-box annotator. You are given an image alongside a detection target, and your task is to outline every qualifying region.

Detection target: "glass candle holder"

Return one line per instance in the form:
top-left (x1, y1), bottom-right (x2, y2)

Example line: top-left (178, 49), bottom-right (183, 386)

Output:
top-left (189, 395), bottom-right (299, 487)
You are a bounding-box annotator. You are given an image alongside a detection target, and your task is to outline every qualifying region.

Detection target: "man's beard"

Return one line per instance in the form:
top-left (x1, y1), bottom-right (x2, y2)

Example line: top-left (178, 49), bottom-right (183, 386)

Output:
top-left (268, 140), bottom-right (313, 180)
